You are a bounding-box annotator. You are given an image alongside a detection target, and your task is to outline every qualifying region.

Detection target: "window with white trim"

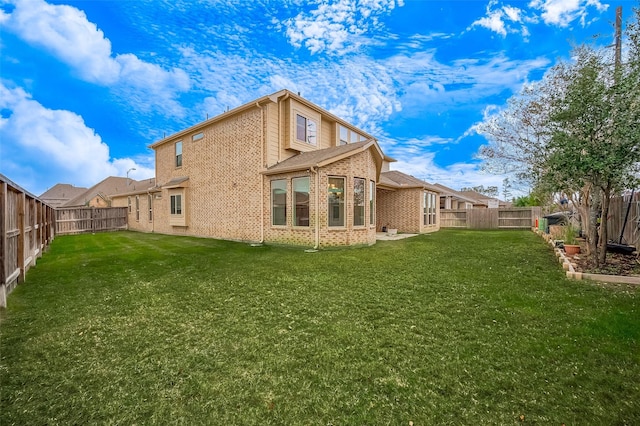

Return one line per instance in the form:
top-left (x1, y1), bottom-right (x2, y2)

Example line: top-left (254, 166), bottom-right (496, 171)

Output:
top-left (127, 196), bottom-right (132, 213)
top-left (175, 141), bottom-right (182, 167)
top-left (353, 178), bottom-right (365, 226)
top-left (338, 125), bottom-right (366, 145)
top-left (423, 192), bottom-right (437, 225)
top-left (369, 180), bottom-right (375, 225)
top-left (170, 194), bottom-right (182, 215)
top-left (135, 196), bottom-right (140, 221)
top-left (328, 177), bottom-right (345, 227)
top-left (271, 180), bottom-right (287, 226)
top-left (293, 177), bottom-right (310, 227)
top-left (296, 114), bottom-right (317, 146)
top-left (169, 189), bottom-right (186, 226)
top-left (148, 194), bottom-right (153, 222)
top-left (192, 132), bottom-right (203, 141)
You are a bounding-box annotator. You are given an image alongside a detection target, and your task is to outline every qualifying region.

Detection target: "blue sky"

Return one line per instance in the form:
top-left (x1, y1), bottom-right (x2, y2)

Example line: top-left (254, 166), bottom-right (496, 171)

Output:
top-left (0, 0), bottom-right (631, 197)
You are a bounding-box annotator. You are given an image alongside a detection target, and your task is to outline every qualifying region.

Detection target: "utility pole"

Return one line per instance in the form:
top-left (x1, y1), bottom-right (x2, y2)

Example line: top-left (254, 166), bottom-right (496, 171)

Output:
top-left (615, 6), bottom-right (622, 70)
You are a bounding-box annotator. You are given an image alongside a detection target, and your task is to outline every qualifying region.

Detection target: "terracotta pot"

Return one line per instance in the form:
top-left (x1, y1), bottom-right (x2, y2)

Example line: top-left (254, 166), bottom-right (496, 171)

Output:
top-left (564, 244), bottom-right (581, 255)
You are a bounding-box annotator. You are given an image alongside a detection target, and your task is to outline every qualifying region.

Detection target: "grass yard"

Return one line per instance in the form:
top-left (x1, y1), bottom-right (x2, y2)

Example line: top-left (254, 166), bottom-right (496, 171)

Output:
top-left (1, 230), bottom-right (638, 425)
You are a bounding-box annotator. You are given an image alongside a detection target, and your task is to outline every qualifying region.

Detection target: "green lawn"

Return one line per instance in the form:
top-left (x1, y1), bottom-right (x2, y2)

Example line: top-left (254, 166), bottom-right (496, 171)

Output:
top-left (1, 230), bottom-right (638, 425)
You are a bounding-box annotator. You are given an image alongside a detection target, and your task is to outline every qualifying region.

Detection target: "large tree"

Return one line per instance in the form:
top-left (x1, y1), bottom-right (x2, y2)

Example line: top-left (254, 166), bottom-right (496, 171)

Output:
top-left (477, 7), bottom-right (640, 266)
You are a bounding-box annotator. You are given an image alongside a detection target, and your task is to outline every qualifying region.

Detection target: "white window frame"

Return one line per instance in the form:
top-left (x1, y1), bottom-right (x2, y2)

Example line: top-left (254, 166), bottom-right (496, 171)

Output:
top-left (369, 180), bottom-right (375, 226)
top-left (169, 189), bottom-right (186, 226)
top-left (271, 179), bottom-right (287, 226)
top-left (135, 196), bottom-right (140, 222)
top-left (148, 194), bottom-right (153, 222)
top-left (353, 178), bottom-right (365, 227)
top-left (328, 177), bottom-right (345, 227)
top-left (175, 141), bottom-right (183, 168)
top-left (338, 124), bottom-right (366, 145)
top-left (295, 114), bottom-right (317, 146)
top-left (292, 177), bottom-right (310, 227)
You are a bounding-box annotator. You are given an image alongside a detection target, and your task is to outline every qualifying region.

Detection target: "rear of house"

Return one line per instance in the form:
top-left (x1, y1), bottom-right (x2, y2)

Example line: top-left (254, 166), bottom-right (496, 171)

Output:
top-left (113, 90), bottom-right (439, 246)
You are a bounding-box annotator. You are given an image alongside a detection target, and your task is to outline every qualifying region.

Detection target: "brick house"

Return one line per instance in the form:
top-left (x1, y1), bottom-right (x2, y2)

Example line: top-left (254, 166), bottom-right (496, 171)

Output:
top-left (112, 90), bottom-right (439, 246)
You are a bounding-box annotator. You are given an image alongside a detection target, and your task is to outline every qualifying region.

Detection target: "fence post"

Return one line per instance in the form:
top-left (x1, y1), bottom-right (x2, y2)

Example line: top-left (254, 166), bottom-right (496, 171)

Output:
top-left (0, 181), bottom-right (7, 308)
top-left (17, 192), bottom-right (25, 284)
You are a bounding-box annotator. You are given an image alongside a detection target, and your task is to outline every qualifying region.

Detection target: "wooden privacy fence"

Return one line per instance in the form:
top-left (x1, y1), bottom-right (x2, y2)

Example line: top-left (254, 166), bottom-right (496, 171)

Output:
top-left (606, 192), bottom-right (640, 248)
top-left (1, 174), bottom-right (55, 308)
top-left (440, 207), bottom-right (542, 229)
top-left (55, 207), bottom-right (128, 235)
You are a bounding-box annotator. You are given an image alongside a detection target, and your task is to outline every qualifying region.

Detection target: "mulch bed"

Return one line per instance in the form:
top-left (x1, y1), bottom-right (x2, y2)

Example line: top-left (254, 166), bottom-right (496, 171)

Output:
top-left (567, 243), bottom-right (640, 276)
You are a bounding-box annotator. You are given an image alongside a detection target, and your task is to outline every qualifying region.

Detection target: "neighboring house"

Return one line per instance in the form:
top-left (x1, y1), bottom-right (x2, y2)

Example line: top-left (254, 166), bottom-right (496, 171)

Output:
top-left (46, 177), bottom-right (156, 208)
top-left (39, 184), bottom-right (87, 208)
top-left (432, 183), bottom-right (477, 209)
top-left (112, 90), bottom-right (440, 247)
top-left (457, 190), bottom-right (512, 209)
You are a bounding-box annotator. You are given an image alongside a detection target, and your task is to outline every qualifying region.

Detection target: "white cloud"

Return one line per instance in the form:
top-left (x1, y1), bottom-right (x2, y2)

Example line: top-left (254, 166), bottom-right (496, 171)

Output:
top-left (2, 0), bottom-right (190, 115)
top-left (529, 0), bottom-right (608, 27)
top-left (382, 149), bottom-right (517, 196)
top-left (470, 0), bottom-right (607, 37)
top-left (469, 1), bottom-right (529, 37)
top-left (283, 0), bottom-right (404, 54)
top-left (0, 82), bottom-right (154, 195)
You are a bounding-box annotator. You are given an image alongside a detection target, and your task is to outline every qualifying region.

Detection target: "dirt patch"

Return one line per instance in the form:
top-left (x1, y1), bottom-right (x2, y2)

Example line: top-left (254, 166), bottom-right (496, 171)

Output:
top-left (567, 244), bottom-right (640, 276)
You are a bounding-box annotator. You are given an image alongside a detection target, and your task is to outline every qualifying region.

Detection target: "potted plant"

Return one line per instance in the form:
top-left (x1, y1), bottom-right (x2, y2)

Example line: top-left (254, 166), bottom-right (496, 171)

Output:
top-left (563, 223), bottom-right (581, 255)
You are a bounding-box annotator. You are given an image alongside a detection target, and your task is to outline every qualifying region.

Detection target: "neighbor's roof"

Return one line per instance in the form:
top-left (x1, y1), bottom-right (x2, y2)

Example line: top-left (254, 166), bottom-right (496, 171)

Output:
top-left (262, 140), bottom-right (384, 178)
top-left (39, 183), bottom-right (88, 208)
top-left (378, 170), bottom-right (440, 192)
top-left (62, 176), bottom-right (156, 206)
top-left (431, 183), bottom-right (479, 204)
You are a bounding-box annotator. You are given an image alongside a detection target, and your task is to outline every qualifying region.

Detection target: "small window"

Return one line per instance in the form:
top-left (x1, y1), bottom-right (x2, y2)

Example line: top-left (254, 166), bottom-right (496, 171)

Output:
top-left (423, 192), bottom-right (428, 226)
top-left (338, 125), bottom-right (365, 145)
top-left (354, 178), bottom-right (365, 226)
top-left (296, 114), bottom-right (317, 146)
top-left (135, 196), bottom-right (140, 221)
top-left (430, 193), bottom-right (437, 225)
top-left (148, 194), bottom-right (153, 222)
top-left (328, 177), bottom-right (345, 227)
top-left (271, 180), bottom-right (287, 226)
top-left (339, 126), bottom-right (349, 145)
top-left (369, 180), bottom-right (375, 225)
top-left (192, 132), bottom-right (203, 141)
top-left (127, 196), bottom-right (131, 213)
top-left (175, 141), bottom-right (183, 167)
top-left (171, 194), bottom-right (182, 215)
top-left (293, 177), bottom-right (310, 227)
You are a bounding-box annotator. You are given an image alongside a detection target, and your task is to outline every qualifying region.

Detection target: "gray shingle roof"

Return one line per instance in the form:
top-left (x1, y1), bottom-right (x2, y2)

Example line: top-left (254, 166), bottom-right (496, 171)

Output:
top-left (379, 171), bottom-right (440, 192)
top-left (39, 183), bottom-right (88, 208)
top-left (263, 140), bottom-right (380, 175)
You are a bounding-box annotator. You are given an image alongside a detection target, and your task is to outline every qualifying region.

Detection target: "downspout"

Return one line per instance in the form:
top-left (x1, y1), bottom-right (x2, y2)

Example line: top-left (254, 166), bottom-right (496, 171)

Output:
top-left (256, 102), bottom-right (265, 244)
top-left (311, 166), bottom-right (320, 249)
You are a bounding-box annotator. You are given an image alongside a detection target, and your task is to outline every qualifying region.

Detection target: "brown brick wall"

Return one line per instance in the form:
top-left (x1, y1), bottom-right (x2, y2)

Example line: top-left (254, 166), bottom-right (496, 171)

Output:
top-left (262, 148), bottom-right (378, 247)
top-left (377, 188), bottom-right (441, 234)
top-left (377, 188), bottom-right (421, 233)
top-left (152, 108), bottom-right (264, 242)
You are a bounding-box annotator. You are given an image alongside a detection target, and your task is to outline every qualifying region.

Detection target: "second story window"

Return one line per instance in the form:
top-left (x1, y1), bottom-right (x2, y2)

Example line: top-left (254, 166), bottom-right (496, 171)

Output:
top-left (175, 141), bottom-right (182, 167)
top-left (296, 114), bottom-right (317, 146)
top-left (338, 125), bottom-right (365, 145)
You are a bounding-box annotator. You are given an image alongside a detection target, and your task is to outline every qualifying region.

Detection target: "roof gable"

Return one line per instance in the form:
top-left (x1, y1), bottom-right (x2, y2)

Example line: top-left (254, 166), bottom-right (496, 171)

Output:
top-left (263, 140), bottom-right (384, 179)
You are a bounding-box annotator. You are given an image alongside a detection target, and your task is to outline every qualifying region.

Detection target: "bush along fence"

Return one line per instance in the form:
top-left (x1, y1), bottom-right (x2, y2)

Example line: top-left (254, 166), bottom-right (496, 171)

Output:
top-left (440, 207), bottom-right (542, 229)
top-left (1, 174), bottom-right (56, 308)
top-left (55, 207), bottom-right (127, 235)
